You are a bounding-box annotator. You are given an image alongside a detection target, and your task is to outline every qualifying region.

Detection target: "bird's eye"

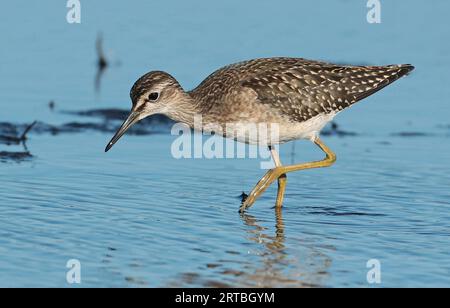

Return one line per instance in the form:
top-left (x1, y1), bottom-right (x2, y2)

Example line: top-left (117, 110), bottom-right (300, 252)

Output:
top-left (148, 92), bottom-right (159, 101)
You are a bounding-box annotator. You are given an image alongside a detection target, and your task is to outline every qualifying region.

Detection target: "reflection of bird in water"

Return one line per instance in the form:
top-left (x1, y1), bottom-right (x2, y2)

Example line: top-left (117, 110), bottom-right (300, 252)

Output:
top-left (95, 33), bottom-right (108, 93)
top-left (237, 210), bottom-right (332, 287)
top-left (239, 210), bottom-right (291, 286)
top-left (104, 57), bottom-right (414, 212)
top-left (171, 209), bottom-right (332, 287)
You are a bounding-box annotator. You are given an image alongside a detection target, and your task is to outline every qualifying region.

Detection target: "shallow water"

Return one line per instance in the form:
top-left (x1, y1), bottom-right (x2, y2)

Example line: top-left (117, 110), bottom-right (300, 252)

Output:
top-left (1, 0), bottom-right (450, 287)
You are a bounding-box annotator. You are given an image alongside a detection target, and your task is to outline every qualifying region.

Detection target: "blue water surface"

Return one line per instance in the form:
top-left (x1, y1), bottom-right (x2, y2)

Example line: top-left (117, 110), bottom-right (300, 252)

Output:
top-left (0, 0), bottom-right (449, 287)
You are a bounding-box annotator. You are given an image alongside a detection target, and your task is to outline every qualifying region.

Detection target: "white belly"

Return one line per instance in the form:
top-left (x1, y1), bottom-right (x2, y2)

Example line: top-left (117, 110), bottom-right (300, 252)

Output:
top-left (277, 112), bottom-right (337, 143)
top-left (222, 112), bottom-right (337, 145)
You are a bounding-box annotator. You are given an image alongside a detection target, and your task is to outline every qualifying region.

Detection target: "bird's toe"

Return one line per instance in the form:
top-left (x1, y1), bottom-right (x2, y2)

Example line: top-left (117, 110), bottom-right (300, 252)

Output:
top-left (240, 192), bottom-right (249, 203)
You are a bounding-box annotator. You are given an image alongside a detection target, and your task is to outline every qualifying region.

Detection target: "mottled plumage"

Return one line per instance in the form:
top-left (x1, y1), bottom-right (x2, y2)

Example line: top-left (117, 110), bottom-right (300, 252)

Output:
top-left (190, 57), bottom-right (414, 123)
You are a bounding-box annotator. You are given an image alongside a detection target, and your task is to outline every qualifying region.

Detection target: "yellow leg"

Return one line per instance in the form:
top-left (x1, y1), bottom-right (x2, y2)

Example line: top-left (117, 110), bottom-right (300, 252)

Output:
top-left (240, 137), bottom-right (336, 212)
top-left (275, 174), bottom-right (287, 208)
top-left (270, 146), bottom-right (287, 209)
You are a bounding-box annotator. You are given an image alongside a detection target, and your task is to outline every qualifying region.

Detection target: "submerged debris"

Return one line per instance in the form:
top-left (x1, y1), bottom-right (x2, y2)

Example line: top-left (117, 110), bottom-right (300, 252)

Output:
top-left (390, 131), bottom-right (435, 137)
top-left (320, 122), bottom-right (358, 137)
top-left (95, 32), bottom-right (109, 93)
top-left (1, 109), bottom-right (173, 144)
top-left (66, 108), bottom-right (128, 120)
top-left (437, 124), bottom-right (450, 130)
top-left (0, 151), bottom-right (33, 163)
top-left (64, 108), bottom-right (173, 123)
top-left (0, 121), bottom-right (36, 163)
top-left (0, 121), bottom-right (36, 145)
top-left (0, 122), bottom-right (17, 141)
top-left (48, 100), bottom-right (55, 111)
top-left (62, 108), bottom-right (174, 134)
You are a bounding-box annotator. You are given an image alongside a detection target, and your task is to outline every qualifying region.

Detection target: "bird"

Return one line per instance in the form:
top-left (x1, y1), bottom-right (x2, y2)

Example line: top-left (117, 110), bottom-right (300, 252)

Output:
top-left (105, 57), bottom-right (414, 212)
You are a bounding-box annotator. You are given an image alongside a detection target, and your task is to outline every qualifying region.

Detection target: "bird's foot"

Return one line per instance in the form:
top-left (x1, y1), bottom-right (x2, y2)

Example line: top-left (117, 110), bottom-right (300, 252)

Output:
top-left (239, 168), bottom-right (284, 212)
top-left (240, 192), bottom-right (249, 203)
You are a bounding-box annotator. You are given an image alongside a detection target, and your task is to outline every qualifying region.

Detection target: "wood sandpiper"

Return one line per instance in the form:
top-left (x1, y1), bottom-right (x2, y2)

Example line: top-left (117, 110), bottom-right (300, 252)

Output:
top-left (105, 57), bottom-right (414, 212)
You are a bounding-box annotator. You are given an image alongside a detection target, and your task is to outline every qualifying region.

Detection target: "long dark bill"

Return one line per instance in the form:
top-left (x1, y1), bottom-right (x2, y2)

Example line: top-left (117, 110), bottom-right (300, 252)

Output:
top-left (105, 111), bottom-right (140, 152)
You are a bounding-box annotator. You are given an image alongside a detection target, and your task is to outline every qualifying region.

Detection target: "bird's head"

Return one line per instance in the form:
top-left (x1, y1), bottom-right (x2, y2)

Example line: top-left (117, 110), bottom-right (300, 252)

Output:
top-left (105, 71), bottom-right (189, 152)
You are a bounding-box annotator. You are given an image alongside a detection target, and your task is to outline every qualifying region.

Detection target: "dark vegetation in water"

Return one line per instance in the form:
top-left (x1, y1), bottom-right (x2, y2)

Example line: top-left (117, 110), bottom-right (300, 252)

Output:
top-left (0, 109), bottom-right (175, 162)
top-left (95, 33), bottom-right (108, 93)
top-left (390, 131), bottom-right (435, 137)
top-left (64, 108), bottom-right (174, 124)
top-left (320, 122), bottom-right (358, 137)
top-left (62, 108), bottom-right (175, 134)
top-left (437, 124), bottom-right (450, 130)
top-left (0, 151), bottom-right (33, 163)
top-left (0, 121), bottom-right (36, 146)
top-left (1, 109), bottom-right (173, 139)
top-left (48, 100), bottom-right (55, 111)
top-left (0, 121), bottom-right (36, 162)
top-left (304, 205), bottom-right (386, 217)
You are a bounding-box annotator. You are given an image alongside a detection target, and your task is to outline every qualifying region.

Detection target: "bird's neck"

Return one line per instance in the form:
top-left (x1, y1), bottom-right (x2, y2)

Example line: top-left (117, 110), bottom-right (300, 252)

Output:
top-left (165, 93), bottom-right (200, 128)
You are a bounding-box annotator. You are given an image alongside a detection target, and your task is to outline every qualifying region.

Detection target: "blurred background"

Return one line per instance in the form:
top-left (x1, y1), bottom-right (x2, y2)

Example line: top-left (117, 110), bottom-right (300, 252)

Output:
top-left (0, 0), bottom-right (449, 287)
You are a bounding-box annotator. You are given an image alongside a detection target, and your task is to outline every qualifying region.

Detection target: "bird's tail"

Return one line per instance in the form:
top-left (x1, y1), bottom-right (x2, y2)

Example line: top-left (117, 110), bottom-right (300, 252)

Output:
top-left (352, 64), bottom-right (415, 102)
top-left (391, 64), bottom-right (415, 79)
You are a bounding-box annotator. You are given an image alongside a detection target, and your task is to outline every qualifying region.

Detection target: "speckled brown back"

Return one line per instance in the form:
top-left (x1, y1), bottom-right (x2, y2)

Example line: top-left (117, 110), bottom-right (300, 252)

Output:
top-left (190, 58), bottom-right (414, 123)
